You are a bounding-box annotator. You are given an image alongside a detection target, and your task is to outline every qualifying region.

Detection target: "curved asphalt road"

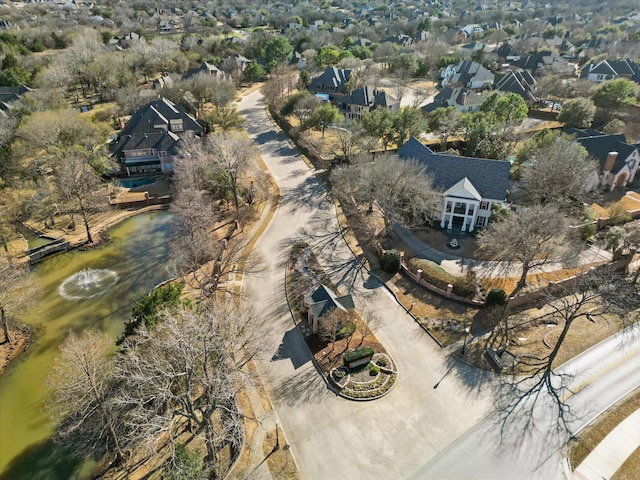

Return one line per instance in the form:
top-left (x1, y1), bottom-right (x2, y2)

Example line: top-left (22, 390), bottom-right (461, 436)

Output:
top-left (238, 90), bottom-right (640, 480)
top-left (238, 91), bottom-right (495, 479)
top-left (410, 325), bottom-right (640, 480)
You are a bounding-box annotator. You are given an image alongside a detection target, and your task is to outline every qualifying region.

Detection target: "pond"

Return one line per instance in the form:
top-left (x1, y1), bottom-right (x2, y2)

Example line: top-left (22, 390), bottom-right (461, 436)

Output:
top-left (0, 211), bottom-right (177, 479)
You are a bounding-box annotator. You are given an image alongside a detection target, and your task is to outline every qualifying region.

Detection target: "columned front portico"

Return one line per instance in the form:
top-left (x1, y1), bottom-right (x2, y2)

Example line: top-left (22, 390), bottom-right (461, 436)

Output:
top-left (439, 177), bottom-right (482, 232)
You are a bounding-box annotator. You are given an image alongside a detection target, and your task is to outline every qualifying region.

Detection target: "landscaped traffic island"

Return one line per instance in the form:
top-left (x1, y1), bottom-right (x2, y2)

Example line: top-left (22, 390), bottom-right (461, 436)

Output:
top-left (330, 351), bottom-right (397, 400)
top-left (287, 242), bottom-right (397, 400)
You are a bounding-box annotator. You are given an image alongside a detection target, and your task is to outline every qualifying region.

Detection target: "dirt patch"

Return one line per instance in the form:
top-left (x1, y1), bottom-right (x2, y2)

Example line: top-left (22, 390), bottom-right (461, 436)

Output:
top-left (0, 323), bottom-right (35, 376)
top-left (457, 305), bottom-right (634, 375)
top-left (262, 428), bottom-right (300, 480)
top-left (390, 273), bottom-right (478, 345)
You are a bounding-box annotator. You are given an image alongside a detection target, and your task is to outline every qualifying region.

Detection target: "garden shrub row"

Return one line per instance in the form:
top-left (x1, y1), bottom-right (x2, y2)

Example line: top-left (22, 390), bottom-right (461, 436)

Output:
top-left (343, 346), bottom-right (374, 364)
top-left (407, 258), bottom-right (477, 299)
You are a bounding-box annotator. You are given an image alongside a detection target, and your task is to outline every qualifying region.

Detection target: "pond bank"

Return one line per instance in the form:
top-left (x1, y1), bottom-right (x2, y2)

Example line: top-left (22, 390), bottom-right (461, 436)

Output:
top-left (0, 205), bottom-right (171, 378)
top-left (0, 211), bottom-right (177, 477)
top-left (0, 324), bottom-right (34, 376)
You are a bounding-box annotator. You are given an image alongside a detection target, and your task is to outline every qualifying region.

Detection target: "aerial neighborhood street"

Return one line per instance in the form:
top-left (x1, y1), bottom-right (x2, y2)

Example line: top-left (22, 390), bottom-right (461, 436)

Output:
top-left (239, 90), bottom-right (640, 480)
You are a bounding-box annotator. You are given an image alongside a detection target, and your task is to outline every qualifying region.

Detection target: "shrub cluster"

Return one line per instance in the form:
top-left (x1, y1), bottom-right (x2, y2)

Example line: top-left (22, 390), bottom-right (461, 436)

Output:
top-left (334, 367), bottom-right (347, 379)
top-left (486, 288), bottom-right (508, 307)
top-left (407, 258), bottom-right (477, 299)
top-left (337, 321), bottom-right (356, 338)
top-left (380, 249), bottom-right (402, 274)
top-left (343, 346), bottom-right (374, 364)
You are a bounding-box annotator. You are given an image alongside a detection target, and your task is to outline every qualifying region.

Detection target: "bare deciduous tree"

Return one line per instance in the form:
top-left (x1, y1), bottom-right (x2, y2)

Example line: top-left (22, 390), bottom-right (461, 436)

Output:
top-left (262, 66), bottom-right (297, 109)
top-left (171, 143), bottom-right (222, 295)
top-left (44, 330), bottom-right (127, 463)
top-left (61, 28), bottom-right (103, 97)
top-left (478, 205), bottom-right (574, 299)
top-left (149, 37), bottom-right (186, 75)
top-left (15, 110), bottom-right (103, 155)
top-left (427, 106), bottom-right (461, 151)
top-left (116, 302), bottom-right (262, 475)
top-left (292, 95), bottom-right (320, 125)
top-left (331, 123), bottom-right (376, 163)
top-left (171, 135), bottom-right (263, 297)
top-left (0, 189), bottom-right (23, 253)
top-left (332, 154), bottom-right (441, 239)
top-left (208, 78), bottom-right (237, 112)
top-left (520, 134), bottom-right (598, 208)
top-left (0, 255), bottom-right (37, 344)
top-left (499, 268), bottom-right (639, 434)
top-left (53, 152), bottom-right (109, 244)
top-left (115, 86), bottom-right (152, 117)
top-left (207, 132), bottom-right (255, 222)
top-left (318, 308), bottom-right (353, 352)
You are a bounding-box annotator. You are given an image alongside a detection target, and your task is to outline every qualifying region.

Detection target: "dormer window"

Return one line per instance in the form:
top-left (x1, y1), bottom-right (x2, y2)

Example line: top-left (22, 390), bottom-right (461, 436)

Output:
top-left (170, 119), bottom-right (183, 132)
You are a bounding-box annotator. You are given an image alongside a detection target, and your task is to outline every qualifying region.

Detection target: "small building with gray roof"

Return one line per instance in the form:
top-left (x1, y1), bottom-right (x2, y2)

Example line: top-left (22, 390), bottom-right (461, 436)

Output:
top-left (307, 284), bottom-right (355, 334)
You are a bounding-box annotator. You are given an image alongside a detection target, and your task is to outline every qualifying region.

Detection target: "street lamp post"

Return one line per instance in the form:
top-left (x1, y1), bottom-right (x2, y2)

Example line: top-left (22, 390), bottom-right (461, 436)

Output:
top-left (275, 420), bottom-right (280, 451)
top-left (461, 327), bottom-right (470, 356)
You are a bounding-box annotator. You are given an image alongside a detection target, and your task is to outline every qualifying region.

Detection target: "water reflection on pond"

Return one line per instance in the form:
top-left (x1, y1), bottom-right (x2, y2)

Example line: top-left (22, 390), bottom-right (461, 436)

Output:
top-left (0, 211), bottom-right (176, 479)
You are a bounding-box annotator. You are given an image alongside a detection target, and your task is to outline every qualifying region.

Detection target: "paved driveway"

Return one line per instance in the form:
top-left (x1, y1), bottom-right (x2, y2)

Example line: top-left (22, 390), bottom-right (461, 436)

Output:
top-left (238, 91), bottom-right (495, 479)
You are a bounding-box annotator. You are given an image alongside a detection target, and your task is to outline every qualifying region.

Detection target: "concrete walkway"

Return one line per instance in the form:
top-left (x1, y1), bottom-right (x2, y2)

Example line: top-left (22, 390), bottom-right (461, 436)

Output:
top-left (393, 224), bottom-right (613, 278)
top-left (572, 408), bottom-right (640, 480)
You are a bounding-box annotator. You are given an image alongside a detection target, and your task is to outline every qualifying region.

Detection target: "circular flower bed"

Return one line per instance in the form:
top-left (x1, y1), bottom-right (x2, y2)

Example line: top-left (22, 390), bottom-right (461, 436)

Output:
top-left (330, 354), bottom-right (398, 400)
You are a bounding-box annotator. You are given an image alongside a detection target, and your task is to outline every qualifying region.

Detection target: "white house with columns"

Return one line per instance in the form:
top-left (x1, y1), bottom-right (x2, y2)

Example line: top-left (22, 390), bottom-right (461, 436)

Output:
top-left (397, 137), bottom-right (511, 231)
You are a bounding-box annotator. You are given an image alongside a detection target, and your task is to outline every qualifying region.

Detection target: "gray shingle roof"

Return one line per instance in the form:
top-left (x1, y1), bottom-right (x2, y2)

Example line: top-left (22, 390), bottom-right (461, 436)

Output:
top-left (494, 70), bottom-right (536, 102)
top-left (422, 87), bottom-right (485, 113)
top-left (341, 86), bottom-right (397, 108)
top-left (514, 50), bottom-right (569, 71)
top-left (309, 67), bottom-right (352, 92)
top-left (446, 60), bottom-right (494, 86)
top-left (182, 62), bottom-right (222, 79)
top-left (111, 98), bottom-right (202, 158)
top-left (308, 284), bottom-right (355, 319)
top-left (569, 128), bottom-right (637, 174)
top-left (119, 131), bottom-right (181, 159)
top-left (580, 59), bottom-right (640, 83)
top-left (494, 42), bottom-right (520, 58)
top-left (397, 137), bottom-right (510, 200)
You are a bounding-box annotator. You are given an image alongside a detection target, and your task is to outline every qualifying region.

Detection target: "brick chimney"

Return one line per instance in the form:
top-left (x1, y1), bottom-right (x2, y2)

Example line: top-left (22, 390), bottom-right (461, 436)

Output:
top-left (604, 151), bottom-right (618, 172)
top-left (461, 91), bottom-right (467, 105)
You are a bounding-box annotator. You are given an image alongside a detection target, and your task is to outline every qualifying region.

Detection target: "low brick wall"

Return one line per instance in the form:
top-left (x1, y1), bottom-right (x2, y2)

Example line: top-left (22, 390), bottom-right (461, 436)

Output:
top-left (507, 274), bottom-right (581, 308)
top-left (401, 262), bottom-right (485, 307)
